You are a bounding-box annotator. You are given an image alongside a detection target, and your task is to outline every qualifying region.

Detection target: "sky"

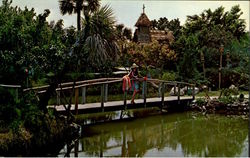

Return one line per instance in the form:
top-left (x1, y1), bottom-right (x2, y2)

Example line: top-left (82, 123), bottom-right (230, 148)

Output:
top-left (7, 0), bottom-right (250, 33)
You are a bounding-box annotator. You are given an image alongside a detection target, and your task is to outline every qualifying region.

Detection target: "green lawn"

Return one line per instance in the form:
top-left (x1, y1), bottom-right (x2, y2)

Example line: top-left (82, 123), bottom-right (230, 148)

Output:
top-left (196, 90), bottom-right (248, 97)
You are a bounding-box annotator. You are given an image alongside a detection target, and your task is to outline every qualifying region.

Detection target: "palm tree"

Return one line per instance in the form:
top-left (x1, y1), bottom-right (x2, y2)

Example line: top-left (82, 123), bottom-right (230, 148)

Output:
top-left (82, 5), bottom-right (119, 70)
top-left (59, 0), bottom-right (100, 31)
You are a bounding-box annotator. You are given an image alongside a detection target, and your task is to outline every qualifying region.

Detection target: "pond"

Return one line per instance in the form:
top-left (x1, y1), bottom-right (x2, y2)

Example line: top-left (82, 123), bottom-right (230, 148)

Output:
top-left (58, 112), bottom-right (248, 157)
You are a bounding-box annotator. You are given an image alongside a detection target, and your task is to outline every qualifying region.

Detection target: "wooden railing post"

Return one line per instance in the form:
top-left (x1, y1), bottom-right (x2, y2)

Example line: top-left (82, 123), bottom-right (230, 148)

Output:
top-left (81, 87), bottom-right (86, 104)
top-left (124, 90), bottom-right (127, 110)
top-left (57, 90), bottom-right (60, 105)
top-left (101, 84), bottom-right (105, 112)
top-left (74, 139), bottom-right (79, 157)
top-left (192, 85), bottom-right (195, 100)
top-left (161, 82), bottom-right (165, 110)
top-left (75, 88), bottom-right (79, 115)
top-left (174, 83), bottom-right (176, 95)
top-left (104, 84), bottom-right (108, 102)
top-left (143, 80), bottom-right (147, 108)
top-left (177, 83), bottom-right (180, 105)
top-left (15, 88), bottom-right (18, 101)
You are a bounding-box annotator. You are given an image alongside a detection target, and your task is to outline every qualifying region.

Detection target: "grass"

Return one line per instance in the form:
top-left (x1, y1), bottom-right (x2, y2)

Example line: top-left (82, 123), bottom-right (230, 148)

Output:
top-left (196, 90), bottom-right (248, 97)
top-left (196, 91), bottom-right (221, 97)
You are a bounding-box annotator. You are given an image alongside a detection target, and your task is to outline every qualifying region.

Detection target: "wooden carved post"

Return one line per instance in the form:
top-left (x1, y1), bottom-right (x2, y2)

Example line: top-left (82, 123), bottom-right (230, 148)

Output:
top-left (104, 84), bottom-right (108, 102)
top-left (75, 88), bottom-right (79, 115)
top-left (81, 87), bottom-right (86, 104)
top-left (101, 84), bottom-right (105, 112)
top-left (161, 82), bottom-right (165, 110)
top-left (219, 45), bottom-right (224, 89)
top-left (177, 83), bottom-right (180, 105)
top-left (143, 80), bottom-right (147, 108)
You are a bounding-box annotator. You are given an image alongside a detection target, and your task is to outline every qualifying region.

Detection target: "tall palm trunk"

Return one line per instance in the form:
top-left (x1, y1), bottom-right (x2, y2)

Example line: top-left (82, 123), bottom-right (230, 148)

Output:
top-left (83, 11), bottom-right (90, 41)
top-left (77, 9), bottom-right (81, 31)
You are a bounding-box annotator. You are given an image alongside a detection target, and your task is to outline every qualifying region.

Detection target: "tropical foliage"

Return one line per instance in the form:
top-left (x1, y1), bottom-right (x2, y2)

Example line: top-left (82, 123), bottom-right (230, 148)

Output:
top-left (175, 5), bottom-right (249, 88)
top-left (121, 5), bottom-right (249, 89)
top-left (0, 0), bottom-right (249, 154)
top-left (59, 0), bottom-right (100, 31)
top-left (0, 1), bottom-right (120, 154)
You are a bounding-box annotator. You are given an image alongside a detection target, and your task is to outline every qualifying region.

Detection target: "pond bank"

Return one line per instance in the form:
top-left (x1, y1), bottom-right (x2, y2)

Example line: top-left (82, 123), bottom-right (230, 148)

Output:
top-left (190, 97), bottom-right (249, 117)
top-left (0, 114), bottom-right (80, 156)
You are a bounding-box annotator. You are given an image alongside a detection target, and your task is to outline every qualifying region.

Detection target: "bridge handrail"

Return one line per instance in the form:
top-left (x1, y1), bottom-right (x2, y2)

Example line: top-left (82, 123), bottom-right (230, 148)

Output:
top-left (23, 78), bottom-right (121, 92)
top-left (39, 78), bottom-right (194, 93)
top-left (59, 77), bottom-right (120, 87)
top-left (22, 77), bottom-right (195, 93)
top-left (23, 85), bottom-right (50, 92)
top-left (146, 79), bottom-right (195, 86)
top-left (56, 79), bottom-right (123, 91)
top-left (0, 84), bottom-right (21, 88)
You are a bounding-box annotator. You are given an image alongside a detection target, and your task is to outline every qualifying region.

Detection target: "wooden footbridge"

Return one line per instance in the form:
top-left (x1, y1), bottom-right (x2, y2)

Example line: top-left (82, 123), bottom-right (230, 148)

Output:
top-left (2, 78), bottom-right (196, 115)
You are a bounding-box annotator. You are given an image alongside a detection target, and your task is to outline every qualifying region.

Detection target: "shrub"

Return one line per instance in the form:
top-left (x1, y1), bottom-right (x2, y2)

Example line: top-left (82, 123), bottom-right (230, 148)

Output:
top-left (161, 71), bottom-right (176, 81)
top-left (196, 98), bottom-right (206, 106)
top-left (218, 96), bottom-right (236, 104)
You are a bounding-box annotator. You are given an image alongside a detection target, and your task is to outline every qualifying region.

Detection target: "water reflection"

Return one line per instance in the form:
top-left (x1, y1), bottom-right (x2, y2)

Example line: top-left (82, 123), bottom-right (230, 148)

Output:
top-left (58, 112), bottom-right (248, 157)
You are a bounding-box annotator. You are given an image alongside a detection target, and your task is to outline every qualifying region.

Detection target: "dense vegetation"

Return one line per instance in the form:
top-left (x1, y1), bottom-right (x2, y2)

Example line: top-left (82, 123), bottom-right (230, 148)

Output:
top-left (0, 0), bottom-right (249, 155)
top-left (119, 5), bottom-right (249, 89)
top-left (0, 0), bottom-right (118, 155)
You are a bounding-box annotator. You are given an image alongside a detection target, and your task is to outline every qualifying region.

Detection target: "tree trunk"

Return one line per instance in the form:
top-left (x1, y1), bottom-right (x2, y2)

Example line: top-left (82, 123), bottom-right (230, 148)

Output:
top-left (77, 9), bottom-right (81, 31)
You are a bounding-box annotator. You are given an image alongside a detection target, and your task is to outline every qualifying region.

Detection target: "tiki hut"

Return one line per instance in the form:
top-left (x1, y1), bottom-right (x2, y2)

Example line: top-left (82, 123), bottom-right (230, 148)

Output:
top-left (133, 13), bottom-right (152, 43)
top-left (133, 5), bottom-right (175, 44)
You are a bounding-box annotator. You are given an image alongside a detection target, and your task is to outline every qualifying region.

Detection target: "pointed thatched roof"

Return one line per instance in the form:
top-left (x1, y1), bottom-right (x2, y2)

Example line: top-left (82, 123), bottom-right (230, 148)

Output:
top-left (135, 13), bottom-right (151, 27)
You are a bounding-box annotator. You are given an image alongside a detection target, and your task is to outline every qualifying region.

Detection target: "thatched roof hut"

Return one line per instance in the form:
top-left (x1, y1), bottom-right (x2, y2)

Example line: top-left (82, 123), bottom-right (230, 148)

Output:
top-left (133, 5), bottom-right (174, 44)
top-left (135, 13), bottom-right (151, 27)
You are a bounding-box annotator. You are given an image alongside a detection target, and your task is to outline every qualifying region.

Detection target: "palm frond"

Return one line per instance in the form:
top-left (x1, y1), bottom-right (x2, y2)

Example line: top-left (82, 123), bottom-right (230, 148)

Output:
top-left (87, 0), bottom-right (100, 12)
top-left (59, 0), bottom-right (75, 15)
top-left (80, 4), bottom-right (119, 68)
top-left (85, 34), bottom-right (108, 65)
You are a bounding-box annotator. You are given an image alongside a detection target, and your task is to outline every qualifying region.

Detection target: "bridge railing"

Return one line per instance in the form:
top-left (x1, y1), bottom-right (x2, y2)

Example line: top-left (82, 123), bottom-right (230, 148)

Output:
top-left (0, 84), bottom-right (21, 101)
top-left (10, 77), bottom-right (195, 114)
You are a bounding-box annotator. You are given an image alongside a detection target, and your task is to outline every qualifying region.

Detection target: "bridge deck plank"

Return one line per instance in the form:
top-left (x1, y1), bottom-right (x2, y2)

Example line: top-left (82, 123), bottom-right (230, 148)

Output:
top-left (52, 96), bottom-right (193, 111)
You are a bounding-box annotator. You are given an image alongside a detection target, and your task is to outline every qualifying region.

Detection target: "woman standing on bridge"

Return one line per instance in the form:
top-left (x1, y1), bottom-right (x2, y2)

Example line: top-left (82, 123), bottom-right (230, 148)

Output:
top-left (129, 63), bottom-right (139, 104)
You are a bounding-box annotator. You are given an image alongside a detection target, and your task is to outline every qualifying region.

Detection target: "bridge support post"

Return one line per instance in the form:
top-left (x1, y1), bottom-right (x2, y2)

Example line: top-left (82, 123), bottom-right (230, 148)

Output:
top-left (143, 80), bottom-right (147, 108)
top-left (161, 82), bottom-right (165, 110)
top-left (75, 88), bottom-right (79, 115)
top-left (174, 83), bottom-right (176, 95)
top-left (101, 84), bottom-right (104, 112)
top-left (81, 87), bottom-right (86, 104)
top-left (124, 90), bottom-right (127, 110)
top-left (57, 91), bottom-right (60, 105)
top-left (104, 84), bottom-right (108, 102)
top-left (192, 85), bottom-right (195, 100)
top-left (74, 139), bottom-right (79, 157)
top-left (15, 88), bottom-right (18, 101)
top-left (178, 83), bottom-right (180, 105)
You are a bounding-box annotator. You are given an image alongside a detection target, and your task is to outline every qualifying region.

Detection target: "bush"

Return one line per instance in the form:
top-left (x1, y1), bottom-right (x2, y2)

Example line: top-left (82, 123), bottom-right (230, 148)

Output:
top-left (218, 96), bottom-right (236, 104)
top-left (196, 98), bottom-right (206, 106)
top-left (161, 71), bottom-right (176, 81)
